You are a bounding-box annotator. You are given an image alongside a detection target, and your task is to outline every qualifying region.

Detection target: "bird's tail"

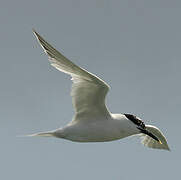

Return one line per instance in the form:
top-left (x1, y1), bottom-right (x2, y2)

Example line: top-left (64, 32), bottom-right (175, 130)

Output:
top-left (23, 131), bottom-right (55, 137)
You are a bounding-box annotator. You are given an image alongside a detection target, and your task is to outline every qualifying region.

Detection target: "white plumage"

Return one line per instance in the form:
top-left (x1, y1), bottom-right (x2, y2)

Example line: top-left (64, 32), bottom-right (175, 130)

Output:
top-left (30, 30), bottom-right (170, 151)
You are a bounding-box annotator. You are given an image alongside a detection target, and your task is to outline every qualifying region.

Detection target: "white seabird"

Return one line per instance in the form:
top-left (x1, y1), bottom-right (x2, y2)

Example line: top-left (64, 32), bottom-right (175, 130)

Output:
top-left (30, 30), bottom-right (170, 151)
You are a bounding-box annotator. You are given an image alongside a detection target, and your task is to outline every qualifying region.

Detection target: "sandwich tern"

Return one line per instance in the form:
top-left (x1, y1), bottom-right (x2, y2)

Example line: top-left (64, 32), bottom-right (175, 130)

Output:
top-left (30, 30), bottom-right (170, 151)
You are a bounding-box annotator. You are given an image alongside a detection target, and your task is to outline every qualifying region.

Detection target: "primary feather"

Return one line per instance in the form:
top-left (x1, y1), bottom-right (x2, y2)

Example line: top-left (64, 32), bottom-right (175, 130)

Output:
top-left (33, 30), bottom-right (110, 121)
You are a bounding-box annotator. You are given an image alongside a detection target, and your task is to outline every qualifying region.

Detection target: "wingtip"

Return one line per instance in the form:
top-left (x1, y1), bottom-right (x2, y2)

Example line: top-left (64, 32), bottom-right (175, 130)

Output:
top-left (32, 29), bottom-right (44, 48)
top-left (32, 28), bottom-right (37, 33)
top-left (32, 28), bottom-right (36, 34)
top-left (32, 28), bottom-right (39, 37)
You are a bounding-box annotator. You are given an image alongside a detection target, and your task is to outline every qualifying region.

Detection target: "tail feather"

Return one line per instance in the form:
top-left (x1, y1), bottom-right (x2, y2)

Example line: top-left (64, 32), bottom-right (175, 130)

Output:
top-left (25, 131), bottom-right (55, 137)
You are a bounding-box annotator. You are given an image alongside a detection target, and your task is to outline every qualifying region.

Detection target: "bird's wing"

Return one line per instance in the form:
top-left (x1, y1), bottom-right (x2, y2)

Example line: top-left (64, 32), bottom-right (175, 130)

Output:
top-left (141, 125), bottom-right (170, 151)
top-left (33, 30), bottom-right (111, 122)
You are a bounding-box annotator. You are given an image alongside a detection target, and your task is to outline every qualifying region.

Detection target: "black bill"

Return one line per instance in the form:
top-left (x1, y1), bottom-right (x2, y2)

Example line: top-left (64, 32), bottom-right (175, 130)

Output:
top-left (137, 127), bottom-right (160, 143)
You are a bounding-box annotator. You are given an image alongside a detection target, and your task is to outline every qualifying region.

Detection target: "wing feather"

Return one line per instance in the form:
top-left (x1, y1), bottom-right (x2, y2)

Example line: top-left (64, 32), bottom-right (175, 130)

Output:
top-left (33, 30), bottom-right (111, 121)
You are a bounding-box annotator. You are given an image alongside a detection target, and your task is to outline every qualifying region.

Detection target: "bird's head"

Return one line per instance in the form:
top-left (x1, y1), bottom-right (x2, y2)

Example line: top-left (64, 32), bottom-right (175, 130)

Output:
top-left (124, 114), bottom-right (170, 150)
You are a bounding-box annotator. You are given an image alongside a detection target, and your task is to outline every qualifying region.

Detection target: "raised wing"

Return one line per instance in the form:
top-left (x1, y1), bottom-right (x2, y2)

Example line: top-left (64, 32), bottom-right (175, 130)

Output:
top-left (33, 30), bottom-right (111, 121)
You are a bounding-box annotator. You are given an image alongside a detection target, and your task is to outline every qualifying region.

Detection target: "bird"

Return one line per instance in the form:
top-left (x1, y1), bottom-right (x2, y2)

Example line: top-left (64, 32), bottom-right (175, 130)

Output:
top-left (30, 30), bottom-right (170, 151)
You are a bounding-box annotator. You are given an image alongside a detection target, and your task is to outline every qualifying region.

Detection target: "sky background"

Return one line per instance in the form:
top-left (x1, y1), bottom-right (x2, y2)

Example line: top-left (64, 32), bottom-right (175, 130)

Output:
top-left (1, 0), bottom-right (181, 179)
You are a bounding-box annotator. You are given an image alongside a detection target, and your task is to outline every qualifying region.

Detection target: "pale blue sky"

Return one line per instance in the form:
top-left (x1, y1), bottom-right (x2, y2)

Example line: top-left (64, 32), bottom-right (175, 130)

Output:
top-left (1, 0), bottom-right (181, 179)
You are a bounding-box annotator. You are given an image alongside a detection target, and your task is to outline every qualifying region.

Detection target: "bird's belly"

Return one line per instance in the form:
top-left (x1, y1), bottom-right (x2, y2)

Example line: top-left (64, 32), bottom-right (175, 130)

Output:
top-left (61, 121), bottom-right (133, 142)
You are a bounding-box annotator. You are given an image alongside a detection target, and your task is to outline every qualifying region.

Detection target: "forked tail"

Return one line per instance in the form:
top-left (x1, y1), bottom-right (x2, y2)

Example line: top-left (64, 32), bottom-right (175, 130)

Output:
top-left (25, 131), bottom-right (55, 137)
